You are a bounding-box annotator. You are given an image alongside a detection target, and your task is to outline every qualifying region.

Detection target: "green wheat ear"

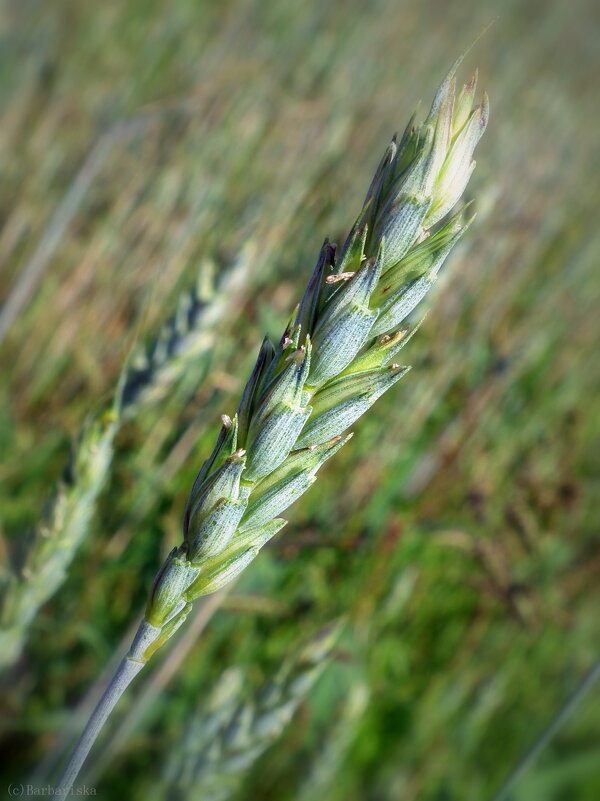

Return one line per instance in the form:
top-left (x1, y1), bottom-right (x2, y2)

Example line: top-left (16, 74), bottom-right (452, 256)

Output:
top-left (132, 63), bottom-right (487, 663)
top-left (56, 61), bottom-right (488, 792)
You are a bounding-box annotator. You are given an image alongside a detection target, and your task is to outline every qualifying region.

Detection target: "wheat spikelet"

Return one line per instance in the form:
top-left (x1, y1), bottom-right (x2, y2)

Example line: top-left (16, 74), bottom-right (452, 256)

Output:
top-left (0, 251), bottom-right (252, 669)
top-left (161, 622), bottom-right (341, 801)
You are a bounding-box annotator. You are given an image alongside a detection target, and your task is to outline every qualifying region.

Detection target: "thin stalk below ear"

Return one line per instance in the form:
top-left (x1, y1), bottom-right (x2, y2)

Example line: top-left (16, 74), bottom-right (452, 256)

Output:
top-left (56, 656), bottom-right (145, 793)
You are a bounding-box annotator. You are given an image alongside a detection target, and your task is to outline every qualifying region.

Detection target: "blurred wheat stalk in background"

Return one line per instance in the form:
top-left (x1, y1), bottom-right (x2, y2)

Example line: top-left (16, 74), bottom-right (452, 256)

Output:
top-left (161, 622), bottom-right (342, 801)
top-left (0, 247), bottom-right (253, 669)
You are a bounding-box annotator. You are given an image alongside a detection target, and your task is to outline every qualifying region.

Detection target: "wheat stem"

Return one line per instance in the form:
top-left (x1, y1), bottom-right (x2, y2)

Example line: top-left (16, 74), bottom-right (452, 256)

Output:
top-left (488, 657), bottom-right (600, 801)
top-left (87, 585), bottom-right (232, 783)
top-left (32, 614), bottom-right (142, 783)
top-left (56, 656), bottom-right (145, 793)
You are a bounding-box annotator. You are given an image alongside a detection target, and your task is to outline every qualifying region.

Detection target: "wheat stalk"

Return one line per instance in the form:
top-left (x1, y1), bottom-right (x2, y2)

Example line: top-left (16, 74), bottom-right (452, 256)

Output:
top-left (56, 59), bottom-right (488, 790)
top-left (161, 621), bottom-right (341, 801)
top-left (0, 251), bottom-right (251, 670)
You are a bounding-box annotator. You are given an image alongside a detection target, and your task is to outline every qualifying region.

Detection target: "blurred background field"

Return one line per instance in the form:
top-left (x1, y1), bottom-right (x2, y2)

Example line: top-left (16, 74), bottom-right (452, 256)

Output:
top-left (0, 0), bottom-right (599, 799)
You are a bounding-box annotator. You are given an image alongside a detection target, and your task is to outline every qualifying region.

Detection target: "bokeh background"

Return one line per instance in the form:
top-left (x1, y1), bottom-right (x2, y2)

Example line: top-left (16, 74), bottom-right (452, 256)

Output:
top-left (1, 0), bottom-right (599, 798)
